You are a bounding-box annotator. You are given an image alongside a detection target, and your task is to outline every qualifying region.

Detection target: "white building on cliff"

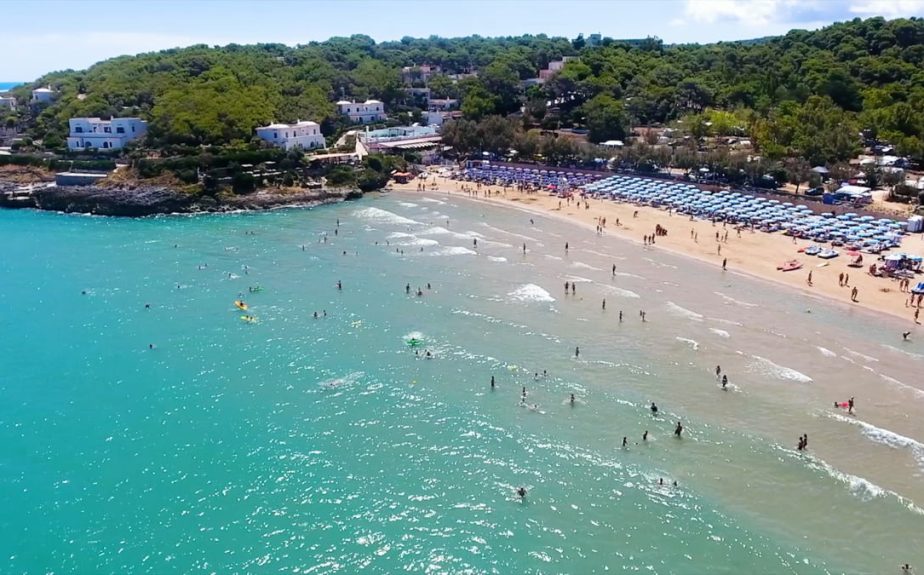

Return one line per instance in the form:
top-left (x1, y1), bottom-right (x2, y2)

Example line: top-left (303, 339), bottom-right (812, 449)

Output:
top-left (66, 117), bottom-right (148, 150)
top-left (337, 100), bottom-right (386, 124)
top-left (255, 121), bottom-right (326, 151)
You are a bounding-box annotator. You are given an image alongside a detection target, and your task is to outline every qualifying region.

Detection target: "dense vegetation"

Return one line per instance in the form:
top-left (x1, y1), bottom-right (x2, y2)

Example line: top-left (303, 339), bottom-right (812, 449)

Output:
top-left (3, 16), bottom-right (923, 167)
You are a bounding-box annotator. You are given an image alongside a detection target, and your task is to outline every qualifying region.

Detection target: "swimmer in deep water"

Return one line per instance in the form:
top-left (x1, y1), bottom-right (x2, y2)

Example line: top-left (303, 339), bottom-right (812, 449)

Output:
top-left (517, 486), bottom-right (527, 500)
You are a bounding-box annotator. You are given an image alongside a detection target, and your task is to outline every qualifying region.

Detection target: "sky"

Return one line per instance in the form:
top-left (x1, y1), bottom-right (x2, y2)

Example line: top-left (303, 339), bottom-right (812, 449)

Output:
top-left (2, 0), bottom-right (923, 80)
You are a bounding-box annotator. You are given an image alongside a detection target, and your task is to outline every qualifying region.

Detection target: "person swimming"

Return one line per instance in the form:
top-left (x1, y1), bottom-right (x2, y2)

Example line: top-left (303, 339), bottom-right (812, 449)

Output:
top-left (517, 486), bottom-right (527, 499)
top-left (650, 402), bottom-right (658, 415)
top-left (721, 374), bottom-right (728, 390)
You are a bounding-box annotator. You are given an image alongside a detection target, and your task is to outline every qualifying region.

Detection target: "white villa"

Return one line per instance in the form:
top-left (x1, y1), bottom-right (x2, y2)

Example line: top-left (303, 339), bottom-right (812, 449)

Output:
top-left (336, 100), bottom-right (386, 124)
top-left (32, 87), bottom-right (56, 104)
top-left (0, 96), bottom-right (15, 110)
top-left (255, 120), bottom-right (326, 151)
top-left (66, 117), bottom-right (148, 151)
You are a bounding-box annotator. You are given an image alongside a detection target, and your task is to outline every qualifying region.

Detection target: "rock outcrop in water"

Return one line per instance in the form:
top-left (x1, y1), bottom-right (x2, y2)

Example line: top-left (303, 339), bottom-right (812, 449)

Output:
top-left (0, 182), bottom-right (360, 217)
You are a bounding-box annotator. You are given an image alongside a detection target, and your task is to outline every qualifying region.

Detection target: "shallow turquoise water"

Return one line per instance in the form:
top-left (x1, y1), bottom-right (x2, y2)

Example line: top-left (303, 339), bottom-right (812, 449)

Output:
top-left (1, 195), bottom-right (922, 574)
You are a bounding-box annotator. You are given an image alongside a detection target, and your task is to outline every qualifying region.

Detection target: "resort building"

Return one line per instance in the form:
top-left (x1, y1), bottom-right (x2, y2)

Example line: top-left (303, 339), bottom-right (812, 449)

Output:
top-left (337, 100), bottom-right (386, 124)
top-left (31, 87), bottom-right (56, 104)
top-left (539, 57), bottom-right (577, 81)
top-left (255, 121), bottom-right (326, 151)
top-left (66, 117), bottom-right (148, 151)
top-left (0, 95), bottom-right (15, 110)
top-left (401, 64), bottom-right (441, 85)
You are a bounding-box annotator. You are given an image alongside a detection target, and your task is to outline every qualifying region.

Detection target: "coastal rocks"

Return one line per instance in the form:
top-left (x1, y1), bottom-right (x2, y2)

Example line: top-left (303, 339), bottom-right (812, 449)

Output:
top-left (5, 183), bottom-right (359, 217)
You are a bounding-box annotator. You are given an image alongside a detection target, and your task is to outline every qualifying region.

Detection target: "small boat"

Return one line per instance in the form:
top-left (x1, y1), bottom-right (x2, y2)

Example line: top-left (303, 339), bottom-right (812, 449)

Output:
top-left (803, 245), bottom-right (822, 256)
top-left (847, 253), bottom-right (863, 268)
top-left (777, 259), bottom-right (803, 272)
top-left (818, 249), bottom-right (839, 259)
top-left (234, 300), bottom-right (248, 311)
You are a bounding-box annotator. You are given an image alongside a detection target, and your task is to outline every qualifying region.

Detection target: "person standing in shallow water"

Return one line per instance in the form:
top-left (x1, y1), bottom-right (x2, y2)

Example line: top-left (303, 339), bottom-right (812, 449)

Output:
top-left (674, 421), bottom-right (683, 437)
top-left (574, 346), bottom-right (580, 358)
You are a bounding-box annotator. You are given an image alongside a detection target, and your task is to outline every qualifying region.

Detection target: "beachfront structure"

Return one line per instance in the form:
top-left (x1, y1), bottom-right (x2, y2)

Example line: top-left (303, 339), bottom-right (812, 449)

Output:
top-left (31, 87), bottom-right (56, 104)
top-left (66, 117), bottom-right (147, 151)
top-left (0, 96), bottom-right (15, 110)
top-left (255, 121), bottom-right (326, 151)
top-left (337, 100), bottom-right (386, 124)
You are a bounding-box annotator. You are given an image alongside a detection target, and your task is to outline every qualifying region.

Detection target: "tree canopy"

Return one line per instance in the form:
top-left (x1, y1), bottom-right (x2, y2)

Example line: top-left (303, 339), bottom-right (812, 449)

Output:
top-left (8, 17), bottom-right (924, 163)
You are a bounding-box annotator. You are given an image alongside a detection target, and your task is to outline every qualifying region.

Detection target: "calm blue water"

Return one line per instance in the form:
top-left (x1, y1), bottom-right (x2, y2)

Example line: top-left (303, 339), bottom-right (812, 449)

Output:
top-left (1, 194), bottom-right (922, 574)
top-left (0, 82), bottom-right (22, 91)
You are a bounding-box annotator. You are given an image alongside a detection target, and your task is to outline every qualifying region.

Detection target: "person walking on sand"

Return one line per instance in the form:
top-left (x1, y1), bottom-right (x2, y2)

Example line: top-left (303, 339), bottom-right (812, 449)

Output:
top-left (807, 271), bottom-right (813, 286)
top-left (722, 258), bottom-right (727, 271)
top-left (848, 396), bottom-right (855, 415)
top-left (851, 286), bottom-right (859, 302)
top-left (838, 272), bottom-right (844, 287)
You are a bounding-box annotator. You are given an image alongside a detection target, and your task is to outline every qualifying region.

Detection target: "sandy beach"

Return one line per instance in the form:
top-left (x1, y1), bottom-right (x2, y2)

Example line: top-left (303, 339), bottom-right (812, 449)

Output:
top-left (393, 173), bottom-right (924, 328)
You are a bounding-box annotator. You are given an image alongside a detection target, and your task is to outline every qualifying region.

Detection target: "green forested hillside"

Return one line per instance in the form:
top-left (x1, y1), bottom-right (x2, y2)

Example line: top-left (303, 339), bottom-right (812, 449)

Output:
top-left (9, 16), bottom-right (924, 163)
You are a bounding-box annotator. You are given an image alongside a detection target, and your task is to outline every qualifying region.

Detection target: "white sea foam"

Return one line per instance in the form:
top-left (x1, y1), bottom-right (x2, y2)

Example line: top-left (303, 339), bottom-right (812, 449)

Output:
top-left (398, 201), bottom-right (419, 208)
top-left (709, 328), bottom-right (730, 338)
top-left (430, 246), bottom-right (476, 256)
top-left (843, 347), bottom-right (879, 363)
top-left (666, 302), bottom-right (704, 322)
top-left (572, 261), bottom-right (603, 271)
top-left (714, 291), bottom-right (758, 308)
top-left (748, 356), bottom-right (813, 383)
top-left (878, 374), bottom-right (924, 399)
top-left (508, 284), bottom-right (555, 303)
top-left (710, 318), bottom-right (744, 327)
top-left (544, 255), bottom-right (564, 261)
top-left (603, 285), bottom-right (641, 298)
top-left (479, 222), bottom-right (539, 243)
top-left (613, 271), bottom-right (645, 280)
top-left (353, 207), bottom-right (420, 226)
top-left (675, 337), bottom-right (700, 351)
top-left (487, 256), bottom-right (508, 262)
top-left (420, 198), bottom-right (446, 205)
top-left (807, 456), bottom-right (924, 514)
top-left (816, 346), bottom-right (837, 358)
top-left (881, 344), bottom-right (924, 361)
top-left (564, 275), bottom-right (593, 283)
top-left (386, 232), bottom-right (439, 247)
top-left (824, 412), bottom-right (924, 467)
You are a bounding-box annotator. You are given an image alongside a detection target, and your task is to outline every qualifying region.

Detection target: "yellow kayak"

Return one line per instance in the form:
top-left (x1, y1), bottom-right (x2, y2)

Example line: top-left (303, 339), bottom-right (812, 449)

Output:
top-left (234, 300), bottom-right (248, 311)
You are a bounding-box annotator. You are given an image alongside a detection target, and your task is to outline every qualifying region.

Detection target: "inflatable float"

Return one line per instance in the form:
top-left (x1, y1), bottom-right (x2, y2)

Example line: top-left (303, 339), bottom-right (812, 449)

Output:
top-left (240, 315), bottom-right (257, 323)
top-left (777, 260), bottom-right (803, 272)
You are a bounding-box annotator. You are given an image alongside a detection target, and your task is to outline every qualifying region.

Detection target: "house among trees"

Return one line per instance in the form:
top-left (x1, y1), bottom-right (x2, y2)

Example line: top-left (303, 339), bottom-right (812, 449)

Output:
top-left (0, 95), bottom-right (15, 110)
top-left (31, 87), bottom-right (56, 104)
top-left (255, 121), bottom-right (326, 151)
top-left (67, 117), bottom-right (148, 150)
top-left (337, 100), bottom-right (386, 124)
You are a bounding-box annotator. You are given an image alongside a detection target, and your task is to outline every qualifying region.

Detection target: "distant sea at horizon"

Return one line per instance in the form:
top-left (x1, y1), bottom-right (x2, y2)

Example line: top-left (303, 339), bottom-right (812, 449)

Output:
top-left (0, 82), bottom-right (22, 91)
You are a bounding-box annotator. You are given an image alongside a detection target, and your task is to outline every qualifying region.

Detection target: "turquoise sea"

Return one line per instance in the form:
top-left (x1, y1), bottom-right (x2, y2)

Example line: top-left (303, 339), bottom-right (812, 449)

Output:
top-left (0, 82), bottom-right (22, 91)
top-left (2, 193), bottom-right (923, 574)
